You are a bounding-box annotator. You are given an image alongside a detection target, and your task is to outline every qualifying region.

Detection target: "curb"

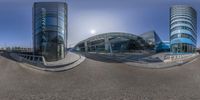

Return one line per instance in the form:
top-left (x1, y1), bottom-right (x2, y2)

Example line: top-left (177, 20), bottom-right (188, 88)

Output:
top-left (92, 53), bottom-right (199, 69)
top-left (20, 55), bottom-right (85, 72)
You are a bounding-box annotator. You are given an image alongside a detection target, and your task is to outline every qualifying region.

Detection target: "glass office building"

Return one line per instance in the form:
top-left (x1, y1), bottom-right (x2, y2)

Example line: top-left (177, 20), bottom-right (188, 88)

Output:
top-left (156, 41), bottom-right (170, 52)
top-left (33, 2), bottom-right (67, 61)
top-left (140, 31), bottom-right (162, 51)
top-left (170, 5), bottom-right (197, 53)
top-left (74, 32), bottom-right (163, 53)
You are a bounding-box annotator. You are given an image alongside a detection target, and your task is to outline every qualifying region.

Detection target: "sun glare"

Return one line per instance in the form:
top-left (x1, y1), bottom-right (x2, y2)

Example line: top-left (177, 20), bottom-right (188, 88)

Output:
top-left (90, 29), bottom-right (96, 34)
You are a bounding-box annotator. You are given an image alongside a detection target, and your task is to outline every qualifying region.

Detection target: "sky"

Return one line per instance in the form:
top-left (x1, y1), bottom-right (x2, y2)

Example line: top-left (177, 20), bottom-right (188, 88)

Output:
top-left (0, 0), bottom-right (200, 48)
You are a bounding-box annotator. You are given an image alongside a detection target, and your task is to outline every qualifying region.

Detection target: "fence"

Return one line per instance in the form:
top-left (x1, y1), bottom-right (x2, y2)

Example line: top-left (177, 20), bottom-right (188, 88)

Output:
top-left (164, 53), bottom-right (199, 62)
top-left (10, 53), bottom-right (46, 67)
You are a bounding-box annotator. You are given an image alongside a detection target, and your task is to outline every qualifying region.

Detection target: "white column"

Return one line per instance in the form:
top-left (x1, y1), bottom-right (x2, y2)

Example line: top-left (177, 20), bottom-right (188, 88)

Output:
top-left (105, 37), bottom-right (109, 52)
top-left (84, 41), bottom-right (88, 53)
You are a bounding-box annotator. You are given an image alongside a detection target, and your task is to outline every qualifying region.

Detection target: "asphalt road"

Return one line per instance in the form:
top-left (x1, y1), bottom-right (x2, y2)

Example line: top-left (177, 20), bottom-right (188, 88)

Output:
top-left (0, 54), bottom-right (200, 100)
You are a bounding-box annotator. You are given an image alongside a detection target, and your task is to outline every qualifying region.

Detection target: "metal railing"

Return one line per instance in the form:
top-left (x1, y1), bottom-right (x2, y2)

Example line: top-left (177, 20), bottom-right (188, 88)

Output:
top-left (164, 53), bottom-right (199, 62)
top-left (10, 53), bottom-right (46, 66)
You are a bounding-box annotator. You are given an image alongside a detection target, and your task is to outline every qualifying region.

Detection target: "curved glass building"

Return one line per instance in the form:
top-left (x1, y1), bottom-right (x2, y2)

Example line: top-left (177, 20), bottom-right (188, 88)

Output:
top-left (33, 2), bottom-right (67, 61)
top-left (74, 32), bottom-right (163, 53)
top-left (170, 5), bottom-right (197, 53)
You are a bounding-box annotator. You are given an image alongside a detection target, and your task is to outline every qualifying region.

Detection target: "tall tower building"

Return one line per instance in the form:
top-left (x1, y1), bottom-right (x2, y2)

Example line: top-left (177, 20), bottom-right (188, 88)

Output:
top-left (170, 5), bottom-right (197, 53)
top-left (33, 2), bottom-right (67, 61)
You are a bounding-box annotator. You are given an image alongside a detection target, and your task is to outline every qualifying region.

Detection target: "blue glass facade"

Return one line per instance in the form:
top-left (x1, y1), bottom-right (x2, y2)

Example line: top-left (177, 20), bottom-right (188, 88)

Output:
top-left (156, 41), bottom-right (170, 52)
top-left (170, 5), bottom-right (197, 53)
top-left (140, 31), bottom-right (162, 51)
top-left (33, 2), bottom-right (67, 61)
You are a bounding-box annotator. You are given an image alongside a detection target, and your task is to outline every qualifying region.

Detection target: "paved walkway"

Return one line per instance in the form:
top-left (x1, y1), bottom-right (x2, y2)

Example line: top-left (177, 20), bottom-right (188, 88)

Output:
top-left (1, 53), bottom-right (200, 99)
top-left (27, 52), bottom-right (86, 71)
top-left (87, 52), bottom-right (199, 68)
top-left (45, 52), bottom-right (80, 67)
top-left (6, 52), bottom-right (86, 72)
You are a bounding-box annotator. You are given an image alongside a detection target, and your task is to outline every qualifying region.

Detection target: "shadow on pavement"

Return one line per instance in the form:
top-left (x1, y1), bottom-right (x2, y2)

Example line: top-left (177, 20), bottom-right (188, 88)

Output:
top-left (132, 57), bottom-right (163, 63)
top-left (74, 52), bottom-right (164, 64)
top-left (77, 53), bottom-right (122, 63)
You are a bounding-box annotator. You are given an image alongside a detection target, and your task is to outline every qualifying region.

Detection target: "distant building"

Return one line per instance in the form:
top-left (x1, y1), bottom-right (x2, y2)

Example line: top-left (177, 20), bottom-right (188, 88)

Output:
top-left (170, 5), bottom-right (197, 53)
top-left (11, 47), bottom-right (33, 53)
top-left (140, 31), bottom-right (162, 51)
top-left (33, 2), bottom-right (67, 61)
top-left (74, 31), bottom-right (165, 53)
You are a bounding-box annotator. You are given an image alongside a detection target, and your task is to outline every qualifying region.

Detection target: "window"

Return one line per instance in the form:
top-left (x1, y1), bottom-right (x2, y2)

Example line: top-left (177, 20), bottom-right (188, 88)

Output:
top-left (171, 26), bottom-right (196, 37)
top-left (46, 17), bottom-right (57, 26)
top-left (58, 19), bottom-right (65, 27)
top-left (171, 21), bottom-right (196, 30)
top-left (58, 34), bottom-right (65, 44)
top-left (171, 33), bottom-right (196, 43)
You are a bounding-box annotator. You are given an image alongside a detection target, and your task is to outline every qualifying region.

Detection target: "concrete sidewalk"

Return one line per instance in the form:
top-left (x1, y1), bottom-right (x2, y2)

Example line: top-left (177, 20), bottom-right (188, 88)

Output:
top-left (20, 52), bottom-right (86, 72)
top-left (45, 52), bottom-right (81, 67)
top-left (86, 52), bottom-right (199, 68)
